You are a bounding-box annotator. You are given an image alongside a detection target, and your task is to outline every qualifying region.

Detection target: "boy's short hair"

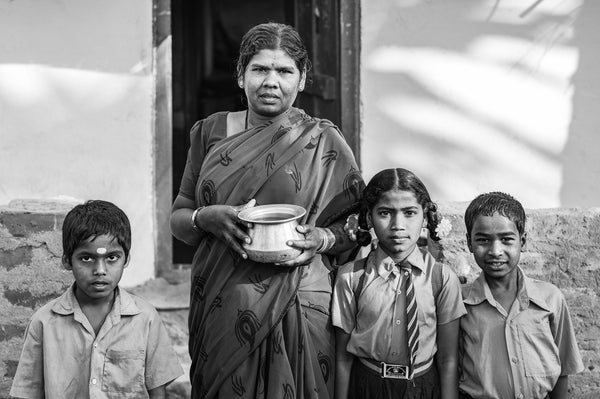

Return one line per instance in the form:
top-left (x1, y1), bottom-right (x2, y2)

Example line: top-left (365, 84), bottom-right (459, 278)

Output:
top-left (464, 192), bottom-right (526, 237)
top-left (62, 200), bottom-right (131, 263)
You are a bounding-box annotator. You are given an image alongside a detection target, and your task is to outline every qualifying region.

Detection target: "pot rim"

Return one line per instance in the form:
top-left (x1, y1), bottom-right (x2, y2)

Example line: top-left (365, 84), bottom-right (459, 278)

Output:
top-left (238, 204), bottom-right (306, 224)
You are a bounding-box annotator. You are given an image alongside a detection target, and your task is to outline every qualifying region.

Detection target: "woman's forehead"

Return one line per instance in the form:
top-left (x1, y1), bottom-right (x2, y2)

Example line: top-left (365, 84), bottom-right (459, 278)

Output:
top-left (248, 49), bottom-right (298, 68)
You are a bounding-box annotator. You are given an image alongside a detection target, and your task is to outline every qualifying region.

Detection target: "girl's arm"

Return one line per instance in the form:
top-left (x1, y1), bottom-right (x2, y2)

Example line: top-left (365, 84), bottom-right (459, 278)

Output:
top-left (548, 375), bottom-right (568, 399)
top-left (436, 319), bottom-right (460, 399)
top-left (335, 328), bottom-right (354, 399)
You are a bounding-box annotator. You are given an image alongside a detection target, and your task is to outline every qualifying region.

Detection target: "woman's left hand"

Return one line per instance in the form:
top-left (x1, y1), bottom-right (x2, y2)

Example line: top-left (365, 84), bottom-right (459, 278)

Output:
top-left (276, 225), bottom-right (325, 267)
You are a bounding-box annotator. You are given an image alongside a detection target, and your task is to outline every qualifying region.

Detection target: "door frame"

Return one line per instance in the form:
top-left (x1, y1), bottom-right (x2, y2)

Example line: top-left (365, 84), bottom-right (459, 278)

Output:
top-left (152, 0), bottom-right (361, 275)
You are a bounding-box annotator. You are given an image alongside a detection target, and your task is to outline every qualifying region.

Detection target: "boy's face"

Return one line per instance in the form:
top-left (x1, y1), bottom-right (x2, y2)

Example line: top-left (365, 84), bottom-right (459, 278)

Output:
top-left (63, 234), bottom-right (128, 305)
top-left (467, 212), bottom-right (525, 281)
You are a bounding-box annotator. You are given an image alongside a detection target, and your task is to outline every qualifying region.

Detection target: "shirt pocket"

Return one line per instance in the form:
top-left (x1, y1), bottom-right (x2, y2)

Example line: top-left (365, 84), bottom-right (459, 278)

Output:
top-left (102, 349), bottom-right (146, 393)
top-left (517, 323), bottom-right (561, 377)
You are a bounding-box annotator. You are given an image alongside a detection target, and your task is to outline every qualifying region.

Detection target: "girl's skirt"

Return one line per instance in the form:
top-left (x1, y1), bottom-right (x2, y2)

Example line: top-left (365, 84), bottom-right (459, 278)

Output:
top-left (348, 359), bottom-right (441, 399)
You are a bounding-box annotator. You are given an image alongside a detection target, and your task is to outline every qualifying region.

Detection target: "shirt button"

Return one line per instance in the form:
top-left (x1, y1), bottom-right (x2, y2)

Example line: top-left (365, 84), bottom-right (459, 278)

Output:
top-left (404, 271), bottom-right (409, 276)
top-left (395, 320), bottom-right (401, 325)
top-left (93, 343), bottom-right (98, 348)
top-left (511, 358), bottom-right (518, 364)
top-left (91, 378), bottom-right (97, 385)
top-left (392, 352), bottom-right (397, 356)
top-left (517, 395), bottom-right (523, 399)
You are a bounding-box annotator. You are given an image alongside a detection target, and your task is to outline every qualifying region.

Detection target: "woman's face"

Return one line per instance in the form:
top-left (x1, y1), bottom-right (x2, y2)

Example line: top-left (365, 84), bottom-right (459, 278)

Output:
top-left (239, 48), bottom-right (306, 118)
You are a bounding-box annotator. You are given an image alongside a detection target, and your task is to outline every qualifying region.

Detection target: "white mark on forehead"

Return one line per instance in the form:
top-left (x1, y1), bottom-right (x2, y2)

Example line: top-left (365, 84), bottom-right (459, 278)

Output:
top-left (96, 247), bottom-right (107, 255)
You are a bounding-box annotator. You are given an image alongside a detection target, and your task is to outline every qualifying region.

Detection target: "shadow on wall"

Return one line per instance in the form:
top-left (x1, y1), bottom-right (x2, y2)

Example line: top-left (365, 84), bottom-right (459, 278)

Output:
top-left (561, 0), bottom-right (600, 207)
top-left (362, 0), bottom-right (594, 208)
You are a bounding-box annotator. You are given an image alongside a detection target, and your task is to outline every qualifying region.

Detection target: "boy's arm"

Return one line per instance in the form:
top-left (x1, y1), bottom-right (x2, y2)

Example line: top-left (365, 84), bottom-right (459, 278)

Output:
top-left (335, 328), bottom-right (354, 399)
top-left (10, 320), bottom-right (44, 399)
top-left (144, 307), bottom-right (184, 392)
top-left (148, 385), bottom-right (167, 399)
top-left (436, 319), bottom-right (460, 399)
top-left (548, 375), bottom-right (568, 399)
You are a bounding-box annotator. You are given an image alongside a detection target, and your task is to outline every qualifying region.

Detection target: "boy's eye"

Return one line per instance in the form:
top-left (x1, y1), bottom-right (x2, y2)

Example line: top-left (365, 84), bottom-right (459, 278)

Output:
top-left (107, 255), bottom-right (120, 262)
top-left (475, 238), bottom-right (488, 243)
top-left (80, 256), bottom-right (94, 262)
top-left (378, 210), bottom-right (390, 216)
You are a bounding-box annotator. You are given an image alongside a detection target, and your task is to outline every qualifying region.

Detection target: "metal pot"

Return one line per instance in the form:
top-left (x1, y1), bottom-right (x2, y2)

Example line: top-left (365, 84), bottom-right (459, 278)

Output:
top-left (238, 204), bottom-right (306, 264)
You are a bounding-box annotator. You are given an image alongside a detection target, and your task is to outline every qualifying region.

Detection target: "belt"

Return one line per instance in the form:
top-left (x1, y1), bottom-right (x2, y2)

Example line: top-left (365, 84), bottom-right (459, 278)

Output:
top-left (358, 357), bottom-right (411, 379)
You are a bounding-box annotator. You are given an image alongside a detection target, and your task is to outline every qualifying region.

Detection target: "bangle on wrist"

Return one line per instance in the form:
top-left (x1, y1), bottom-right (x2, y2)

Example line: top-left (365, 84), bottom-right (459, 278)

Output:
top-left (191, 207), bottom-right (205, 233)
top-left (316, 228), bottom-right (336, 253)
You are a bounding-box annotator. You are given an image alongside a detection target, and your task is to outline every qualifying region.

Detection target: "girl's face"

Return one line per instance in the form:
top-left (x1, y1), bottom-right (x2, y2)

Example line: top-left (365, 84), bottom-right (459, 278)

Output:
top-left (369, 189), bottom-right (426, 262)
top-left (239, 48), bottom-right (306, 118)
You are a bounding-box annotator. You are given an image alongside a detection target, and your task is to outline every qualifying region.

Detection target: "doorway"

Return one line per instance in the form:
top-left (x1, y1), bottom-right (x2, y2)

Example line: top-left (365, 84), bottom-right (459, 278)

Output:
top-left (170, 0), bottom-right (360, 264)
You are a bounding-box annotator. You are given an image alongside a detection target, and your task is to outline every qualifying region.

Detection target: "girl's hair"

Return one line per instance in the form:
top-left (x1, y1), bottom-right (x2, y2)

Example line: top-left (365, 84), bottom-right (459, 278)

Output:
top-left (62, 200), bottom-right (131, 263)
top-left (356, 168), bottom-right (441, 246)
top-left (235, 22), bottom-right (312, 81)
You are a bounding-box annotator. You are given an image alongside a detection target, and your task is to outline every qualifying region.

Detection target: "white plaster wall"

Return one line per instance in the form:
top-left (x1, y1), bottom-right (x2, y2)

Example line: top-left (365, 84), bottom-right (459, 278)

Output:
top-left (0, 0), bottom-right (155, 286)
top-left (361, 0), bottom-right (600, 208)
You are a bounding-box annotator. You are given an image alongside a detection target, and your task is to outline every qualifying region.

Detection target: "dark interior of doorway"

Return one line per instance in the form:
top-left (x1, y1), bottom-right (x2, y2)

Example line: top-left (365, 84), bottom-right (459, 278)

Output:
top-left (171, 0), bottom-right (295, 264)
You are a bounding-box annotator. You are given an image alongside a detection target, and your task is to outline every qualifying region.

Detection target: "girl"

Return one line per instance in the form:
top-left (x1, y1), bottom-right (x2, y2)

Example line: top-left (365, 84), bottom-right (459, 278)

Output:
top-left (332, 168), bottom-right (466, 399)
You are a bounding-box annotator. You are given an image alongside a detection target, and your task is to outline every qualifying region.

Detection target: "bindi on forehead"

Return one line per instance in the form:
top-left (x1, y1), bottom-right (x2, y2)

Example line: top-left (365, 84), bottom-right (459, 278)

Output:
top-left (96, 247), bottom-right (107, 255)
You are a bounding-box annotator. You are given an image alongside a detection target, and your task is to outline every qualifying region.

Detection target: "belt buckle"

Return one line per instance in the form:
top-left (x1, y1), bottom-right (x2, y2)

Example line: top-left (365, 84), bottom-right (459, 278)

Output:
top-left (380, 362), bottom-right (410, 379)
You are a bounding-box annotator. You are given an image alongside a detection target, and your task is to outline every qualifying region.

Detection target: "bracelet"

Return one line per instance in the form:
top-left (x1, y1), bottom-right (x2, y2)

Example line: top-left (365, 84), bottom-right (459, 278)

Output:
top-left (316, 228), bottom-right (336, 253)
top-left (191, 207), bottom-right (205, 233)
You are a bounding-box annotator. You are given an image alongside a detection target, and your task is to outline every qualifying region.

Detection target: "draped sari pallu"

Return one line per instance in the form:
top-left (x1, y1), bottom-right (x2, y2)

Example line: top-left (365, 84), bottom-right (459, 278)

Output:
top-left (188, 108), bottom-right (363, 399)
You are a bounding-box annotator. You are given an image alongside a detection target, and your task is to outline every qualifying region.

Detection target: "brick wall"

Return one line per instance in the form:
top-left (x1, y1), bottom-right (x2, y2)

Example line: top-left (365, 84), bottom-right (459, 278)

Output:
top-left (1, 201), bottom-right (599, 397)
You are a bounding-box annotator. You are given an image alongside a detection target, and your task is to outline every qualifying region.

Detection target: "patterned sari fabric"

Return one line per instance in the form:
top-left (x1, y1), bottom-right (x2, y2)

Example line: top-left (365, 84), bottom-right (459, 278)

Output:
top-left (185, 108), bottom-right (363, 399)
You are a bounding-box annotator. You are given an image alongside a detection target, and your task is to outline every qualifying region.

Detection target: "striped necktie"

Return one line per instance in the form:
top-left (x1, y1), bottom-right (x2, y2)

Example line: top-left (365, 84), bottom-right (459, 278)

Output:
top-left (399, 260), bottom-right (419, 379)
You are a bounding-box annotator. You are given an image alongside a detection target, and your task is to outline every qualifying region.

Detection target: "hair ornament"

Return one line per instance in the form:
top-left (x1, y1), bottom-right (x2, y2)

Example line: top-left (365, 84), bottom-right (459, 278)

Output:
top-left (435, 216), bottom-right (453, 238)
top-left (344, 213), bottom-right (372, 242)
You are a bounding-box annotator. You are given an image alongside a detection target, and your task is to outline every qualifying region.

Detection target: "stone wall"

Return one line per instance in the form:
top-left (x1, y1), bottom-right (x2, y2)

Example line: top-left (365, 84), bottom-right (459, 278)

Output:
top-left (1, 201), bottom-right (599, 397)
top-left (431, 203), bottom-right (600, 397)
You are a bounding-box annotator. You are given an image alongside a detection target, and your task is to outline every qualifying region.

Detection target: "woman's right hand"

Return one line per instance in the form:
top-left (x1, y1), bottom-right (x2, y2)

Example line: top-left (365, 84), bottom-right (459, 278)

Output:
top-left (195, 199), bottom-right (256, 259)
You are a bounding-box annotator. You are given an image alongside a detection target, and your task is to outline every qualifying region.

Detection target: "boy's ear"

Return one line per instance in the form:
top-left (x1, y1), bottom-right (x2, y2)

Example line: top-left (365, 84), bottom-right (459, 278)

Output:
top-left (238, 76), bottom-right (244, 89)
top-left (62, 255), bottom-right (72, 271)
top-left (520, 232), bottom-right (527, 251)
top-left (466, 234), bottom-right (473, 253)
top-left (124, 254), bottom-right (131, 268)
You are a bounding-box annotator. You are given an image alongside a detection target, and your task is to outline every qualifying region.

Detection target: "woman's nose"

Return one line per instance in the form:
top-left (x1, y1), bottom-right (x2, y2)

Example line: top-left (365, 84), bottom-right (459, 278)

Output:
top-left (263, 71), bottom-right (279, 87)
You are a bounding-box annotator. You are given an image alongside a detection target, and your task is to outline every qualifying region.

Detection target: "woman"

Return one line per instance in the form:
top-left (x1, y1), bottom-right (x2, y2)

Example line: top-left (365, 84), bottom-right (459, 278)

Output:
top-left (170, 23), bottom-right (364, 399)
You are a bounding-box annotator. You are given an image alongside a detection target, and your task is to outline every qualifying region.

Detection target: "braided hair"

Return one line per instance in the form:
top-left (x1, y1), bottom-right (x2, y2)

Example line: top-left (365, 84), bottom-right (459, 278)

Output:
top-left (355, 168), bottom-right (441, 247)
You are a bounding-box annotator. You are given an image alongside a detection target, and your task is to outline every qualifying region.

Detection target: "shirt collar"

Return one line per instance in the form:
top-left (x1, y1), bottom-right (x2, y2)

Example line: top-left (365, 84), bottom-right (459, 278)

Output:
top-left (463, 267), bottom-right (551, 312)
top-left (371, 245), bottom-right (426, 280)
top-left (51, 283), bottom-right (141, 316)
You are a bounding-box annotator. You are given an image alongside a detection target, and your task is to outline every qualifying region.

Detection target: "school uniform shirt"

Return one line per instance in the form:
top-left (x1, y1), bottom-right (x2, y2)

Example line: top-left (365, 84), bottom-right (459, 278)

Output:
top-left (10, 284), bottom-right (183, 399)
top-left (459, 267), bottom-right (584, 399)
top-left (332, 245), bottom-right (466, 375)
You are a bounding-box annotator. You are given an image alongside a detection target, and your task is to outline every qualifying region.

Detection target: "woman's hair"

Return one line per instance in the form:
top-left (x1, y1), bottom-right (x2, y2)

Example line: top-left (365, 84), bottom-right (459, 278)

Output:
top-left (235, 22), bottom-right (311, 81)
top-left (356, 168), bottom-right (441, 246)
top-left (464, 191), bottom-right (526, 238)
top-left (62, 200), bottom-right (131, 263)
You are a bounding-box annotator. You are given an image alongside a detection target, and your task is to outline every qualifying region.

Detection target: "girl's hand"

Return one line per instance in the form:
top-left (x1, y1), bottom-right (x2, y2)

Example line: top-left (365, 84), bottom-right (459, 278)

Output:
top-left (276, 225), bottom-right (326, 267)
top-left (197, 199), bottom-right (256, 258)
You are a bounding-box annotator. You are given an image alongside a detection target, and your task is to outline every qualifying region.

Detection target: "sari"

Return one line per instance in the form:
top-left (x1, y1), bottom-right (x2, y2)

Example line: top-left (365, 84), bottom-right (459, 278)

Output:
top-left (181, 107), bottom-right (363, 399)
